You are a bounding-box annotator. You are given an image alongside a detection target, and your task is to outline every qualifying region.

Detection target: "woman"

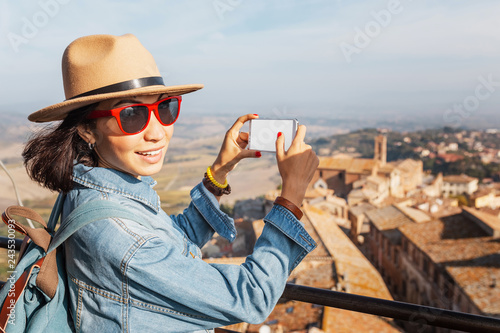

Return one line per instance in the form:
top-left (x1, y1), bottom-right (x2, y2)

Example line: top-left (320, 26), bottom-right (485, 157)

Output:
top-left (23, 34), bottom-right (319, 332)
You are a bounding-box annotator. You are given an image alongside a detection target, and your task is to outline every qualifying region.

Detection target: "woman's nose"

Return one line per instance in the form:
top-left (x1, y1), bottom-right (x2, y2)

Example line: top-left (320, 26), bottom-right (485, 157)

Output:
top-left (143, 110), bottom-right (165, 142)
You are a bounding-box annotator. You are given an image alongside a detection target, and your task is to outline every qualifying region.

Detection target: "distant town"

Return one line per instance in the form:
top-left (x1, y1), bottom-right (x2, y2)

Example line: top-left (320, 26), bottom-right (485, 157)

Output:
top-left (206, 127), bottom-right (500, 332)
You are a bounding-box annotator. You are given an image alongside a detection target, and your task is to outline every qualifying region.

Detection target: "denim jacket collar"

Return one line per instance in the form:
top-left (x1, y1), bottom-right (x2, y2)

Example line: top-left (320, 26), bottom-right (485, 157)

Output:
top-left (72, 163), bottom-right (161, 212)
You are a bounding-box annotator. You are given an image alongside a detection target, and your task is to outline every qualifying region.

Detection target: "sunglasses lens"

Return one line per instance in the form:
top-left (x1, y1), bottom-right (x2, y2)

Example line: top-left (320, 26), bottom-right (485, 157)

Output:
top-left (120, 106), bottom-right (149, 134)
top-left (158, 98), bottom-right (179, 125)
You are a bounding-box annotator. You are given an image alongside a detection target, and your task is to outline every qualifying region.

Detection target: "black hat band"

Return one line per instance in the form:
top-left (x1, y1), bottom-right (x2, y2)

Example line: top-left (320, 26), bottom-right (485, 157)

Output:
top-left (69, 76), bottom-right (165, 100)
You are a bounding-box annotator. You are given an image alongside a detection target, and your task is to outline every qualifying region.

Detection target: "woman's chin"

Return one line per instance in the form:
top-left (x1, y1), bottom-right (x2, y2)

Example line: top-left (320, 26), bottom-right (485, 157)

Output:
top-left (134, 160), bottom-right (165, 177)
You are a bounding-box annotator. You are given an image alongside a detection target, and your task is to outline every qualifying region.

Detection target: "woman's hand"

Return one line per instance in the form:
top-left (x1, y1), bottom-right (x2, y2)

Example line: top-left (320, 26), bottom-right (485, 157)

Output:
top-left (276, 125), bottom-right (319, 207)
top-left (210, 114), bottom-right (261, 184)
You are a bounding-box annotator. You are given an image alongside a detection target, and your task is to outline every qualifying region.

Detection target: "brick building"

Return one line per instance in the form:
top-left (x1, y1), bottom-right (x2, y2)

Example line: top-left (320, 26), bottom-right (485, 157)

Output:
top-left (310, 135), bottom-right (423, 200)
top-left (365, 205), bottom-right (500, 332)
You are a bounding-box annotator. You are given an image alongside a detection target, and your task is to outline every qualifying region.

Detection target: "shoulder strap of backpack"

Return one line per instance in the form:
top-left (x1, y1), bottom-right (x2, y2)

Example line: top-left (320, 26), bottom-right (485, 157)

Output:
top-left (47, 200), bottom-right (151, 253)
top-left (46, 193), bottom-right (66, 234)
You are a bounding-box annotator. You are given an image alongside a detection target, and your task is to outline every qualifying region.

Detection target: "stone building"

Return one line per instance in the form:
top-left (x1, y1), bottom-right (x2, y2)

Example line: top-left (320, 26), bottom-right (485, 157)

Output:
top-left (365, 205), bottom-right (500, 332)
top-left (310, 135), bottom-right (423, 201)
top-left (421, 173), bottom-right (443, 198)
top-left (470, 188), bottom-right (500, 209)
top-left (376, 159), bottom-right (423, 198)
top-left (442, 174), bottom-right (478, 197)
top-left (364, 204), bottom-right (427, 300)
top-left (310, 156), bottom-right (379, 198)
top-left (348, 202), bottom-right (376, 244)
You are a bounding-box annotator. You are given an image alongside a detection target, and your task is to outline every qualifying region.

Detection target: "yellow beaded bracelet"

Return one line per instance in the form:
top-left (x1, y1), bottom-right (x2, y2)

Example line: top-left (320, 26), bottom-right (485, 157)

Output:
top-left (206, 166), bottom-right (228, 189)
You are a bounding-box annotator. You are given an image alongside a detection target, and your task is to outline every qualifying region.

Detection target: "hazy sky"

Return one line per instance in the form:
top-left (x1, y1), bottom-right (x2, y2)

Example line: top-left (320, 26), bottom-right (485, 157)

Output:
top-left (1, 0), bottom-right (499, 126)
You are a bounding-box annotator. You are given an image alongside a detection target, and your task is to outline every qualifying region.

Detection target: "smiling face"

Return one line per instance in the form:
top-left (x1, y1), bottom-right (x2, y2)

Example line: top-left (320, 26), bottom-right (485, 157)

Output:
top-left (79, 94), bottom-right (174, 178)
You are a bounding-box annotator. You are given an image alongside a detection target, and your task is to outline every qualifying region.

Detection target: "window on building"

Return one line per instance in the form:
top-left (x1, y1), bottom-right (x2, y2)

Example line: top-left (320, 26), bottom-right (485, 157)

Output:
top-left (433, 267), bottom-right (439, 285)
top-left (445, 278), bottom-right (454, 299)
top-left (394, 249), bottom-right (399, 266)
top-left (413, 248), bottom-right (419, 263)
top-left (423, 257), bottom-right (429, 274)
top-left (319, 170), bottom-right (323, 178)
top-left (402, 280), bottom-right (406, 297)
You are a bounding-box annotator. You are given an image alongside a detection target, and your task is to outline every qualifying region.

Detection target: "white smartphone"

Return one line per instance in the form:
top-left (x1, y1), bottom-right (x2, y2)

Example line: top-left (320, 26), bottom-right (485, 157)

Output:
top-left (248, 119), bottom-right (298, 153)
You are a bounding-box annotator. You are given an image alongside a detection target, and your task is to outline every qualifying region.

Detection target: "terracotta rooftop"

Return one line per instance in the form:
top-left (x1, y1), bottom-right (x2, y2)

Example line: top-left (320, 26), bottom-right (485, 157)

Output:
top-left (365, 205), bottom-right (416, 245)
top-left (478, 207), bottom-right (500, 218)
top-left (366, 205), bottom-right (415, 232)
top-left (349, 158), bottom-right (378, 174)
top-left (349, 202), bottom-right (376, 217)
top-left (437, 153), bottom-right (465, 163)
top-left (470, 188), bottom-right (495, 199)
top-left (318, 156), bottom-right (352, 170)
top-left (443, 174), bottom-right (478, 184)
top-left (392, 159), bottom-right (422, 173)
top-left (378, 163), bottom-right (396, 174)
top-left (379, 195), bottom-right (414, 208)
top-left (462, 206), bottom-right (500, 237)
top-left (304, 186), bottom-right (334, 199)
top-left (398, 212), bottom-right (500, 317)
top-left (322, 306), bottom-right (401, 333)
top-left (396, 204), bottom-right (431, 223)
top-left (304, 205), bottom-right (393, 300)
top-left (367, 175), bottom-right (387, 185)
top-left (318, 156), bottom-right (377, 174)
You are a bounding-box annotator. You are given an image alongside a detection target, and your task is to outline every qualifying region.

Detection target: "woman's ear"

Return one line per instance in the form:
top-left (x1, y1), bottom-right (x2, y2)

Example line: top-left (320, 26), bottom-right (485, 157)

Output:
top-left (77, 123), bottom-right (96, 144)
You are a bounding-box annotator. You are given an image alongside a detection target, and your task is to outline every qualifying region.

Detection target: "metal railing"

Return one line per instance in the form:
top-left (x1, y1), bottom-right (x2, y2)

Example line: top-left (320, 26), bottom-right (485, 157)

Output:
top-left (1, 236), bottom-right (499, 332)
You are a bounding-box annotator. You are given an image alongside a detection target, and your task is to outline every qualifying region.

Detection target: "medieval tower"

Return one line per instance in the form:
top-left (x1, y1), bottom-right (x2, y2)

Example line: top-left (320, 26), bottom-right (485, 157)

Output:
top-left (374, 135), bottom-right (387, 166)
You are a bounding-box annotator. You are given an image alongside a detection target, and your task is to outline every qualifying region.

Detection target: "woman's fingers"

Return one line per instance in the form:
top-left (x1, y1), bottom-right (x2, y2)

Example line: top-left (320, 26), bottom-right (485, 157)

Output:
top-left (278, 125), bottom-right (307, 157)
top-left (275, 131), bottom-right (286, 160)
top-left (211, 115), bottom-right (261, 181)
top-left (236, 132), bottom-right (249, 148)
top-left (238, 149), bottom-right (262, 160)
top-left (291, 125), bottom-right (307, 149)
top-left (229, 114), bottom-right (259, 135)
top-left (275, 124), bottom-right (319, 206)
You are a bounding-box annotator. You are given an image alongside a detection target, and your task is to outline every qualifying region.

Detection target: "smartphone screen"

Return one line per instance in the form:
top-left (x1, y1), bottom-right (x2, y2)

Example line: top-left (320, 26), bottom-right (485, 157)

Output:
top-left (248, 119), bottom-right (298, 152)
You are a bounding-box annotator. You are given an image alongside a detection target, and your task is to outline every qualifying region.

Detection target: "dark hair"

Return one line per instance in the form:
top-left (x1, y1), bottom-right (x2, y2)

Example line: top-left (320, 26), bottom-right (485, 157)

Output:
top-left (23, 103), bottom-right (99, 193)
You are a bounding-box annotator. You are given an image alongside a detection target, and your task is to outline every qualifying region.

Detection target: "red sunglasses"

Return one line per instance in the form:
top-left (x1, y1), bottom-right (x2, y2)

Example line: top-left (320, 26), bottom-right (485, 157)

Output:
top-left (88, 96), bottom-right (181, 135)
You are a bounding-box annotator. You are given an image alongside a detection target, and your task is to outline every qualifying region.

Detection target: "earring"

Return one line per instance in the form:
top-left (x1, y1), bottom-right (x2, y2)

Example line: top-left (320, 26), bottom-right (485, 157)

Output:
top-left (88, 142), bottom-right (95, 150)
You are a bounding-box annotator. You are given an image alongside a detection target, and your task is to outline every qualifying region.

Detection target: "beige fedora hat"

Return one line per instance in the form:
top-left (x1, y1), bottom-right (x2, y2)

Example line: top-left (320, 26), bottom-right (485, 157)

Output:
top-left (28, 33), bottom-right (203, 122)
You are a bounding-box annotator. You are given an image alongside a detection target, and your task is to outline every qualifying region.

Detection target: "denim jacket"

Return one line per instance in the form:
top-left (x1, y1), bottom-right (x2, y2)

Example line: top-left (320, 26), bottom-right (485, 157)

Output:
top-left (62, 164), bottom-right (317, 333)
